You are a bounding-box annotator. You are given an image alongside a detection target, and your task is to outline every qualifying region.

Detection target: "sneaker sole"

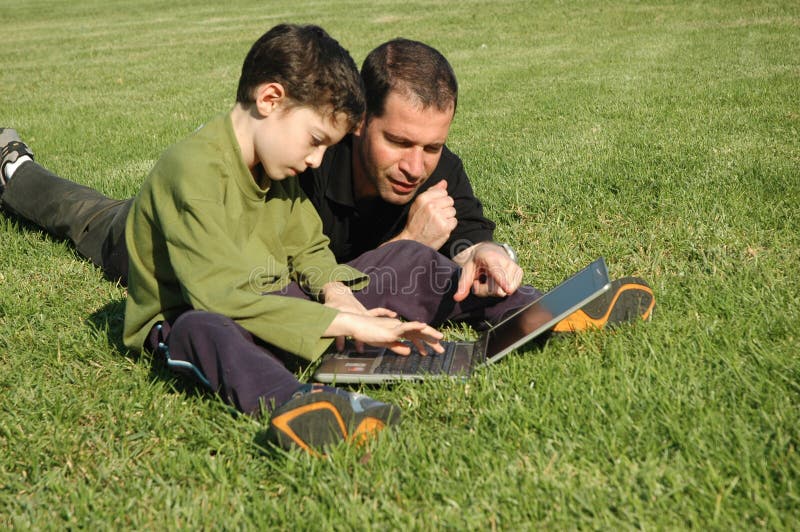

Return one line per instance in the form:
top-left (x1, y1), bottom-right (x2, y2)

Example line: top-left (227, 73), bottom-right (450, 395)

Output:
top-left (268, 392), bottom-right (401, 455)
top-left (552, 276), bottom-right (655, 333)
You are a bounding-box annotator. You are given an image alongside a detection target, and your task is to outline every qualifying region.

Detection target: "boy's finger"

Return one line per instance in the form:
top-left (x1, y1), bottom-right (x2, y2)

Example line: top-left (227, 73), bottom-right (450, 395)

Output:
top-left (427, 340), bottom-right (445, 354)
top-left (368, 307), bottom-right (397, 318)
top-left (386, 342), bottom-right (411, 356)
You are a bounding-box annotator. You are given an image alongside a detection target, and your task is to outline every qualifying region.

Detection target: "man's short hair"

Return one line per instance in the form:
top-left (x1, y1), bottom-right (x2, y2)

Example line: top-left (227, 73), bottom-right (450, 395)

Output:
top-left (361, 38), bottom-right (458, 119)
top-left (236, 24), bottom-right (365, 131)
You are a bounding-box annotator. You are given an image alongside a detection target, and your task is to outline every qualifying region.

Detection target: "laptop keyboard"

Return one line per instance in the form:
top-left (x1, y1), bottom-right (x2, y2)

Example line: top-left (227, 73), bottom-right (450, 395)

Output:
top-left (375, 342), bottom-right (456, 375)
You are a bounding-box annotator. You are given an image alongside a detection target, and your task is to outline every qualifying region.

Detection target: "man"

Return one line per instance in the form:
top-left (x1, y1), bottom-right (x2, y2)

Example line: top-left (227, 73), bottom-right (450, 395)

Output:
top-left (0, 38), bottom-right (655, 334)
top-left (301, 38), bottom-right (521, 303)
top-left (299, 38), bottom-right (653, 330)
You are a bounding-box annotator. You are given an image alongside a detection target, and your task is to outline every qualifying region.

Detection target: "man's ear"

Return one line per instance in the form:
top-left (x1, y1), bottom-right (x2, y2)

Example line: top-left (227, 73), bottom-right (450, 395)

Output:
top-left (254, 82), bottom-right (286, 117)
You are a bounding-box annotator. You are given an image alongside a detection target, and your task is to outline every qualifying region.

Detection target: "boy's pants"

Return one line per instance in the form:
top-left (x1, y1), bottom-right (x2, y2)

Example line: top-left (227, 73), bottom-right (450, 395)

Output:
top-left (143, 241), bottom-right (540, 414)
top-left (2, 162), bottom-right (540, 415)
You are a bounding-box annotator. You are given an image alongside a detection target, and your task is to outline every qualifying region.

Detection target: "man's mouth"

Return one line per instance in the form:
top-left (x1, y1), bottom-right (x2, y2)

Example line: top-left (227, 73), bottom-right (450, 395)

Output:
top-left (388, 177), bottom-right (417, 194)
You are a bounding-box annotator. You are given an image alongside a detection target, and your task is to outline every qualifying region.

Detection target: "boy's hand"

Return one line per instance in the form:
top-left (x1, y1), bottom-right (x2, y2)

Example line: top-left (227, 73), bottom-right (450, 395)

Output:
top-left (321, 281), bottom-right (401, 350)
top-left (321, 281), bottom-right (394, 316)
top-left (325, 313), bottom-right (444, 356)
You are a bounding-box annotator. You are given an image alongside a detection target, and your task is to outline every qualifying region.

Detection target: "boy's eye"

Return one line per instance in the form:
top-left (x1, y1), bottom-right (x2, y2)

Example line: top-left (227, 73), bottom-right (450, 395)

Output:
top-left (311, 136), bottom-right (323, 147)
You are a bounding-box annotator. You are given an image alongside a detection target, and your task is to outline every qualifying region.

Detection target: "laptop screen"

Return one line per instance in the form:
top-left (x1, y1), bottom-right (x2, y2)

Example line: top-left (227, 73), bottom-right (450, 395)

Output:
top-left (483, 257), bottom-right (610, 364)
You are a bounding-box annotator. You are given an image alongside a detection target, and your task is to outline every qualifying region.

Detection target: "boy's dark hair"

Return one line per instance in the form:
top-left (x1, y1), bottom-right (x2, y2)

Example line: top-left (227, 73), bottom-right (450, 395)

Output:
top-left (361, 38), bottom-right (458, 119)
top-left (237, 24), bottom-right (365, 131)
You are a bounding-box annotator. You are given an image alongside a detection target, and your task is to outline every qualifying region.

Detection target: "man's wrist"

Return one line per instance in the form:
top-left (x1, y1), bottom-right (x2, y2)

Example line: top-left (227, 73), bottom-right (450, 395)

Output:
top-left (498, 242), bottom-right (518, 263)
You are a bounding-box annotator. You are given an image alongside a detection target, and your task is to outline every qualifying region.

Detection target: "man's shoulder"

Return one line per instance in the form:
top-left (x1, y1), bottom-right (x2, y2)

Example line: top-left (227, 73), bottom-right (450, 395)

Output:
top-left (431, 145), bottom-right (466, 181)
top-left (439, 144), bottom-right (463, 165)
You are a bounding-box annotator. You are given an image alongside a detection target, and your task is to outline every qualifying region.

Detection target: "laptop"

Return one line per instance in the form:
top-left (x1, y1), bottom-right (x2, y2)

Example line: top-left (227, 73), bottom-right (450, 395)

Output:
top-left (313, 257), bottom-right (611, 384)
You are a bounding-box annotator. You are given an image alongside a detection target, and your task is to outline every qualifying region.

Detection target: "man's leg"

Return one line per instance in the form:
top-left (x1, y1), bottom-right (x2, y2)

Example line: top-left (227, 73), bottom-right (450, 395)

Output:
top-left (347, 241), bottom-right (654, 331)
top-left (1, 130), bottom-right (131, 283)
top-left (346, 240), bottom-right (539, 328)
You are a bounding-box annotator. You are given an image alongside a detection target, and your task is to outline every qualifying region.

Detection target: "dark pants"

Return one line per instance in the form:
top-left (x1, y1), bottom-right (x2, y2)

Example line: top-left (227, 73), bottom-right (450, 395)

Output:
top-left (2, 162), bottom-right (540, 415)
top-left (144, 240), bottom-right (540, 415)
top-left (1, 161), bottom-right (132, 282)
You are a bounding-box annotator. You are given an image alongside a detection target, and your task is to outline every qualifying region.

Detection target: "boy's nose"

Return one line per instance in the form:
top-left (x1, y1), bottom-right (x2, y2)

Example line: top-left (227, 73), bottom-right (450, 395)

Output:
top-left (305, 146), bottom-right (326, 169)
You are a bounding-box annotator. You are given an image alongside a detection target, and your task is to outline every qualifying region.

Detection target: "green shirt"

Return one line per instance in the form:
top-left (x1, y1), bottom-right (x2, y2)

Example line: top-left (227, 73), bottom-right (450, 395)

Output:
top-left (123, 113), bottom-right (368, 360)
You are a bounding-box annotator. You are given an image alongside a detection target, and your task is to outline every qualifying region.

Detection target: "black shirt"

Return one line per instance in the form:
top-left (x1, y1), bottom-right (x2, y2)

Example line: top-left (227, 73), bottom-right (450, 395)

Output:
top-left (299, 135), bottom-right (495, 262)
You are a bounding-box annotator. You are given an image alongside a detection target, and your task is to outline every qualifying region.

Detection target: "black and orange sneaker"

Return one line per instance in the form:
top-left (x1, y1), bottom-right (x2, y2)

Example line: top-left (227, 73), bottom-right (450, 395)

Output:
top-left (0, 128), bottom-right (34, 192)
top-left (266, 384), bottom-right (401, 455)
top-left (552, 276), bottom-right (655, 333)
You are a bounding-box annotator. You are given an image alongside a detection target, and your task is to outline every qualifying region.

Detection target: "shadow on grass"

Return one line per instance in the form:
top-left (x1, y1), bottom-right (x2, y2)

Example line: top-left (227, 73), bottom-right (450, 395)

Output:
top-left (85, 298), bottom-right (295, 460)
top-left (86, 298), bottom-right (238, 415)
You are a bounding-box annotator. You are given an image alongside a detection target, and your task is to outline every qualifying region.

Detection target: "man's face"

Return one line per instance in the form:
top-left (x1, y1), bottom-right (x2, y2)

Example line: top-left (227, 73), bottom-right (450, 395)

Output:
top-left (353, 91), bottom-right (454, 205)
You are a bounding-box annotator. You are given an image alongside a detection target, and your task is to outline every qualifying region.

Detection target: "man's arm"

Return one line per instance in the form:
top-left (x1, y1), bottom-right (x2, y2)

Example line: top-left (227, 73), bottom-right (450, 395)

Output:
top-left (386, 147), bottom-right (495, 256)
top-left (390, 147), bottom-right (521, 300)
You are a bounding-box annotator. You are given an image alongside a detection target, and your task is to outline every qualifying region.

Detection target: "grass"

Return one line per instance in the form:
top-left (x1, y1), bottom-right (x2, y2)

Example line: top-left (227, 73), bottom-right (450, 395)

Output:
top-left (2, 0), bottom-right (799, 528)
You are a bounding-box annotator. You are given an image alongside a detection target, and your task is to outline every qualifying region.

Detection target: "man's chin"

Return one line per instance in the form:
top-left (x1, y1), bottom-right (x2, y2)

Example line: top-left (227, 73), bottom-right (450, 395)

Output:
top-left (381, 190), bottom-right (415, 205)
top-left (382, 183), bottom-right (419, 204)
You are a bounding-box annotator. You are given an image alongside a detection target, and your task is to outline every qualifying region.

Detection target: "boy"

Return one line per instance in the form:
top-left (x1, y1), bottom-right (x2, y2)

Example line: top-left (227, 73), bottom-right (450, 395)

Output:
top-left (112, 24), bottom-right (444, 454)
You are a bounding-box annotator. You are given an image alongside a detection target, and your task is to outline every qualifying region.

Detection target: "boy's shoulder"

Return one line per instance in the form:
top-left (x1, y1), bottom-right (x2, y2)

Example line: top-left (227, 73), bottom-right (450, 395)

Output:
top-left (162, 114), bottom-right (229, 163)
top-left (146, 114), bottom-right (233, 187)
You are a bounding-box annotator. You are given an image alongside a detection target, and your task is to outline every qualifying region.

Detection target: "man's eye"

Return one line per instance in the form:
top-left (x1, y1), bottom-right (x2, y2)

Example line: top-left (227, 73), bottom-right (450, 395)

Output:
top-left (388, 137), bottom-right (411, 148)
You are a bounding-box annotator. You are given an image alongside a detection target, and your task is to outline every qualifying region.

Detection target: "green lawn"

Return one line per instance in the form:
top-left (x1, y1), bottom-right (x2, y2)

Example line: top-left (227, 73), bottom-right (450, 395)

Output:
top-left (2, 0), bottom-right (798, 528)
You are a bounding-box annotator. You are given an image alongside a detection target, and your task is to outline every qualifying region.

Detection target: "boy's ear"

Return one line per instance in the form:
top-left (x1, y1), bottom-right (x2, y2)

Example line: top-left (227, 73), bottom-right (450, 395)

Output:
top-left (352, 117), bottom-right (366, 136)
top-left (254, 82), bottom-right (286, 117)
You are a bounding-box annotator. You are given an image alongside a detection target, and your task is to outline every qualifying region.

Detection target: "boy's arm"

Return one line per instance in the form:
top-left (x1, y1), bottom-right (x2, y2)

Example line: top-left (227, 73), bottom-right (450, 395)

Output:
top-left (157, 198), bottom-right (347, 360)
top-left (161, 206), bottom-right (439, 357)
top-left (325, 312), bottom-right (443, 356)
top-left (282, 187), bottom-right (367, 297)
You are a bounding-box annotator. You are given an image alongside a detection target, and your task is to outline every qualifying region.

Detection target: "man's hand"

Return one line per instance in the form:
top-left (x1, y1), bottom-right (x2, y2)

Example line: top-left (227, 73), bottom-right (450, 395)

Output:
top-left (325, 313), bottom-right (445, 356)
top-left (452, 242), bottom-right (523, 302)
top-left (389, 180), bottom-right (456, 249)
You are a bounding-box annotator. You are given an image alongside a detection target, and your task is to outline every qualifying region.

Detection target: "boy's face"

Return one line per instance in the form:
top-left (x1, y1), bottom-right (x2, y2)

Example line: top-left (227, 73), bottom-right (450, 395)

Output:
top-left (255, 105), bottom-right (349, 181)
top-left (353, 91), bottom-right (454, 204)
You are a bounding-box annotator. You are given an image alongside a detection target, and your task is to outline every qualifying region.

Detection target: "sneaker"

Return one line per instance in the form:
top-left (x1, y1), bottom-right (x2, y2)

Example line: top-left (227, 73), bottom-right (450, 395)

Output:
top-left (552, 276), bottom-right (655, 333)
top-left (266, 383), bottom-right (401, 455)
top-left (0, 128), bottom-right (34, 190)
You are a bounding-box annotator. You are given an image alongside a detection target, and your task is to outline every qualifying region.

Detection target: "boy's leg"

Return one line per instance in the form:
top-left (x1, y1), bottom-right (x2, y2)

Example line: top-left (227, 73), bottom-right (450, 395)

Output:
top-left (149, 310), bottom-right (401, 453)
top-left (1, 159), bottom-right (132, 284)
top-left (148, 310), bottom-right (302, 415)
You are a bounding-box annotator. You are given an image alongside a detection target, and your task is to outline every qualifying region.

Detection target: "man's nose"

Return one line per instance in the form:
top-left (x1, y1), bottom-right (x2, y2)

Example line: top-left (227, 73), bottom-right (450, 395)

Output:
top-left (398, 147), bottom-right (425, 179)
